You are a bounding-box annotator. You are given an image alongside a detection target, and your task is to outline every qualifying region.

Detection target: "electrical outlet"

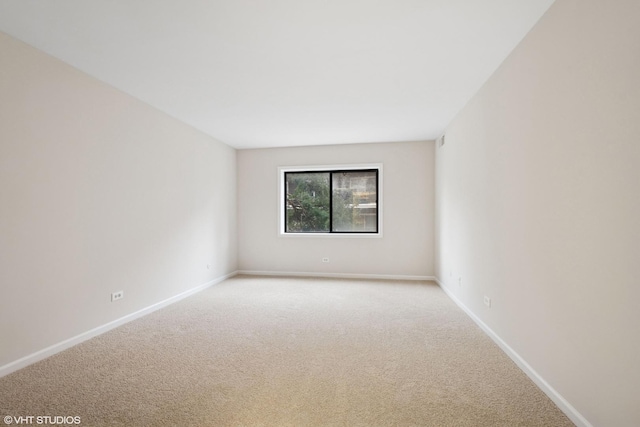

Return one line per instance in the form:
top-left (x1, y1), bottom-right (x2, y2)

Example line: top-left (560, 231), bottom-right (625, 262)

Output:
top-left (484, 295), bottom-right (491, 308)
top-left (322, 258), bottom-right (330, 263)
top-left (111, 291), bottom-right (124, 302)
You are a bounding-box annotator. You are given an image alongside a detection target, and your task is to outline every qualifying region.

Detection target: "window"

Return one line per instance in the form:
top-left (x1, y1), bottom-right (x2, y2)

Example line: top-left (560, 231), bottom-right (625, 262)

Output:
top-left (280, 166), bottom-right (381, 235)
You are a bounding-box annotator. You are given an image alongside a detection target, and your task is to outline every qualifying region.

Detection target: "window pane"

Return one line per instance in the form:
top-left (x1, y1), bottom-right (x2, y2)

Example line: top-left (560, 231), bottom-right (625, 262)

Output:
top-left (285, 172), bottom-right (330, 232)
top-left (331, 170), bottom-right (377, 232)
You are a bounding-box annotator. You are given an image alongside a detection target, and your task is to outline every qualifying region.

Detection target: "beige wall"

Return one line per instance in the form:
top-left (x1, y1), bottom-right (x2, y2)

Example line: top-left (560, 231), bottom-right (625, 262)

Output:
top-left (238, 141), bottom-right (434, 278)
top-left (435, 0), bottom-right (640, 426)
top-left (0, 33), bottom-right (237, 369)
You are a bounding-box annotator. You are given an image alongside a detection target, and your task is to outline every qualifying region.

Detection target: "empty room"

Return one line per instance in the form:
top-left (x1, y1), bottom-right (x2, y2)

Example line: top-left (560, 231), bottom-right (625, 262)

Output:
top-left (1, 0), bottom-right (638, 426)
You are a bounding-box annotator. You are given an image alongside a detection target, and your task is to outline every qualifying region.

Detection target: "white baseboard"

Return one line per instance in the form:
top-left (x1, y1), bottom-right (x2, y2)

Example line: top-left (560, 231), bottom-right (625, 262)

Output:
top-left (0, 271), bottom-right (238, 378)
top-left (434, 277), bottom-right (592, 427)
top-left (238, 270), bottom-right (435, 282)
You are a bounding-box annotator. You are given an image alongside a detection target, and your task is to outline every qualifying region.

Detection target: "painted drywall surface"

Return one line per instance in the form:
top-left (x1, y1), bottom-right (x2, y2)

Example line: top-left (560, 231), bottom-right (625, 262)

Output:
top-left (435, 0), bottom-right (640, 425)
top-left (0, 33), bottom-right (237, 367)
top-left (237, 141), bottom-right (434, 277)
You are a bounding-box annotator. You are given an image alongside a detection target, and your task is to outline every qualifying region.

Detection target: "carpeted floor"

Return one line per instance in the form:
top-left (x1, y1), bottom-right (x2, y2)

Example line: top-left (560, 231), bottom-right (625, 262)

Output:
top-left (0, 276), bottom-right (573, 426)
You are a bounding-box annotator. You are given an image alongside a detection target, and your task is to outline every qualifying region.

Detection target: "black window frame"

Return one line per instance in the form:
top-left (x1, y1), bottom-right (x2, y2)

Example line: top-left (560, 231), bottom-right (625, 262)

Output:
top-left (283, 168), bottom-right (379, 234)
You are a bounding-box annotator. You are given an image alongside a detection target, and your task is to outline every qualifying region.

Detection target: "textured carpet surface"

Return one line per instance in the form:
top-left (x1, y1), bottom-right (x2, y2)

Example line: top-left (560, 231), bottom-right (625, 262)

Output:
top-left (0, 276), bottom-right (573, 426)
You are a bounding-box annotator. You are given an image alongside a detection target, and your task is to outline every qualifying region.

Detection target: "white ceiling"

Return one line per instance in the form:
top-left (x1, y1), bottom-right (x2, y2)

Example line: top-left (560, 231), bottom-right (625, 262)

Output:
top-left (0, 0), bottom-right (555, 149)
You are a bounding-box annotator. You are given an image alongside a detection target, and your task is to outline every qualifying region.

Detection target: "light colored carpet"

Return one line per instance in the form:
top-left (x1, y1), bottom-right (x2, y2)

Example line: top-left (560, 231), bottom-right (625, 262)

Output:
top-left (0, 276), bottom-right (573, 426)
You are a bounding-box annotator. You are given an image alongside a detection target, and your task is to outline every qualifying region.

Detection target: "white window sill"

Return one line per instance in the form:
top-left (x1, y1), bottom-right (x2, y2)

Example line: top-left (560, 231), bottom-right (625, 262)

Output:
top-left (279, 232), bottom-right (383, 238)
